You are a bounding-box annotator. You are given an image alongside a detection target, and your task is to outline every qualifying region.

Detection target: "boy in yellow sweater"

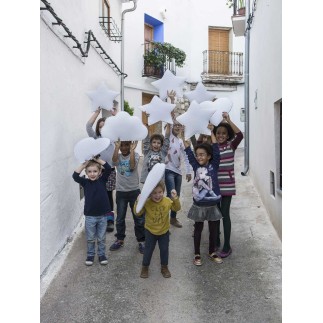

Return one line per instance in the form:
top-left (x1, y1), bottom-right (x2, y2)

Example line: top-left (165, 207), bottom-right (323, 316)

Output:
top-left (134, 181), bottom-right (181, 278)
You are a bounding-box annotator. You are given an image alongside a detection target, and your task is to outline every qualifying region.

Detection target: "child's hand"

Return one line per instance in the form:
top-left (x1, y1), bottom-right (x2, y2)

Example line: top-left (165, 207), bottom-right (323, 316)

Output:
top-left (136, 194), bottom-right (141, 201)
top-left (115, 140), bottom-right (121, 149)
top-left (222, 112), bottom-right (230, 122)
top-left (167, 90), bottom-right (176, 103)
top-left (184, 139), bottom-right (191, 148)
top-left (207, 123), bottom-right (214, 131)
top-left (130, 141), bottom-right (138, 151)
top-left (171, 189), bottom-right (178, 199)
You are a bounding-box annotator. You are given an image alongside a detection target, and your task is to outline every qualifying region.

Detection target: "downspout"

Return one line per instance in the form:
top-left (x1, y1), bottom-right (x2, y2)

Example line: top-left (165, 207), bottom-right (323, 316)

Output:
top-left (241, 0), bottom-right (250, 176)
top-left (120, 0), bottom-right (138, 111)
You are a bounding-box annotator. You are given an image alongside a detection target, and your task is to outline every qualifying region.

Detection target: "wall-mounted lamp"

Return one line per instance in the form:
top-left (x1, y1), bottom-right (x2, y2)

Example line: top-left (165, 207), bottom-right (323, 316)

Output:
top-left (160, 8), bottom-right (167, 20)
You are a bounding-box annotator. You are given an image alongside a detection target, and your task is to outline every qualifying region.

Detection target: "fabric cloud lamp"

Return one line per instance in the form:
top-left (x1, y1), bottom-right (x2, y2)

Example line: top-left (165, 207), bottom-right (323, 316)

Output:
top-left (138, 96), bottom-right (176, 125)
top-left (100, 111), bottom-right (148, 141)
top-left (86, 81), bottom-right (119, 112)
top-left (151, 70), bottom-right (186, 100)
top-left (183, 82), bottom-right (216, 103)
top-left (74, 137), bottom-right (111, 163)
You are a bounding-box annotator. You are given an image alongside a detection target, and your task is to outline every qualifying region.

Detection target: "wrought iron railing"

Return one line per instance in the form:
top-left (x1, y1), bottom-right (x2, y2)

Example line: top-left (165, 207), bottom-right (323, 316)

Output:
top-left (142, 42), bottom-right (176, 79)
top-left (202, 50), bottom-right (243, 76)
top-left (99, 16), bottom-right (122, 43)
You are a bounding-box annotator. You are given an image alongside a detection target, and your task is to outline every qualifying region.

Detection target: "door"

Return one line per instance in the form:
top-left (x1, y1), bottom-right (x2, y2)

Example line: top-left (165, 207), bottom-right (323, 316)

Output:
top-left (208, 28), bottom-right (229, 74)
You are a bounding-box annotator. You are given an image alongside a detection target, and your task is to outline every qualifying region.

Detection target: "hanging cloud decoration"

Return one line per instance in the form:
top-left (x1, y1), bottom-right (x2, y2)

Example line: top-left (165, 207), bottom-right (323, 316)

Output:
top-left (210, 97), bottom-right (233, 126)
top-left (135, 163), bottom-right (166, 213)
top-left (138, 96), bottom-right (175, 125)
top-left (86, 81), bottom-right (119, 112)
top-left (74, 137), bottom-right (111, 163)
top-left (184, 82), bottom-right (216, 103)
top-left (151, 70), bottom-right (186, 100)
top-left (100, 111), bottom-right (148, 141)
top-left (176, 100), bottom-right (217, 139)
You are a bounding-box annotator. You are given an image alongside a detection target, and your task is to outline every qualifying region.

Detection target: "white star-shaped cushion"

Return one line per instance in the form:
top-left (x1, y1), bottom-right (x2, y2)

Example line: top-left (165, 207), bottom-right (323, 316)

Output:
top-left (151, 70), bottom-right (186, 100)
top-left (100, 111), bottom-right (148, 141)
top-left (210, 97), bottom-right (233, 126)
top-left (86, 81), bottom-right (119, 112)
top-left (184, 82), bottom-right (216, 103)
top-left (138, 96), bottom-right (175, 125)
top-left (176, 100), bottom-right (218, 139)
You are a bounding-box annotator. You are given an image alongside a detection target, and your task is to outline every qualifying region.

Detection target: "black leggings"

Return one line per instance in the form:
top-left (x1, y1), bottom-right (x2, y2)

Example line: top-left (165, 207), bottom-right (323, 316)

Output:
top-left (218, 196), bottom-right (232, 252)
top-left (107, 190), bottom-right (114, 212)
top-left (194, 220), bottom-right (220, 255)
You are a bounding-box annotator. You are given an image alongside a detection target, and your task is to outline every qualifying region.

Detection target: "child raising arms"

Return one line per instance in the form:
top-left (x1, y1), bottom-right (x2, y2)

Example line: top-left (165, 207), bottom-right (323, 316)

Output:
top-left (184, 126), bottom-right (223, 266)
top-left (213, 112), bottom-right (243, 258)
top-left (134, 182), bottom-right (181, 278)
top-left (72, 158), bottom-right (112, 266)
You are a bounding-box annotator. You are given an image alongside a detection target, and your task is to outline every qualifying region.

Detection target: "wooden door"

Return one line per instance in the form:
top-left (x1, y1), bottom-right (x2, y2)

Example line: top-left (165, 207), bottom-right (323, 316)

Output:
top-left (208, 28), bottom-right (229, 74)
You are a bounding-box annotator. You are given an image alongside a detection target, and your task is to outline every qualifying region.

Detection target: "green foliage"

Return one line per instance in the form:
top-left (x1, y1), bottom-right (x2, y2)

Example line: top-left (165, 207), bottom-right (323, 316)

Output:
top-left (124, 100), bottom-right (134, 116)
top-left (143, 42), bottom-right (186, 68)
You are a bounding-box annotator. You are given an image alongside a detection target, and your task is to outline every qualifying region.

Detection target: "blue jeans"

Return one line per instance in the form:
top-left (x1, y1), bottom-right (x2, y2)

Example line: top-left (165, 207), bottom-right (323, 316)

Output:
top-left (115, 189), bottom-right (145, 242)
top-left (165, 169), bottom-right (182, 219)
top-left (85, 215), bottom-right (107, 257)
top-left (143, 230), bottom-right (170, 266)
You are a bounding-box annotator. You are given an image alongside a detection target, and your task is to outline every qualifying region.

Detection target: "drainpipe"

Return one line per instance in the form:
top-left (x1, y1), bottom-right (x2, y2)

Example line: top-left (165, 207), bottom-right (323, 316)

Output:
top-left (241, 0), bottom-right (250, 176)
top-left (120, 0), bottom-right (138, 111)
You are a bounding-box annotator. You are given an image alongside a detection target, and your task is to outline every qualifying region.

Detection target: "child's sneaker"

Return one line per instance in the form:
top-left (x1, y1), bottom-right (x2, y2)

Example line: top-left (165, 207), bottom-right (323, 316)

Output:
top-left (161, 265), bottom-right (171, 278)
top-left (85, 256), bottom-right (94, 266)
top-left (140, 266), bottom-right (149, 278)
top-left (109, 240), bottom-right (124, 251)
top-left (193, 254), bottom-right (202, 266)
top-left (99, 255), bottom-right (108, 265)
top-left (208, 252), bottom-right (223, 264)
top-left (138, 242), bottom-right (145, 254)
top-left (106, 220), bottom-right (114, 233)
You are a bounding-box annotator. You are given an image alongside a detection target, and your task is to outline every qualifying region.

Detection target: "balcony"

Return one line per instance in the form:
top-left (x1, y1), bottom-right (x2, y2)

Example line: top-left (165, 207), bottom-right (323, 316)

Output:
top-left (99, 16), bottom-right (122, 42)
top-left (230, 0), bottom-right (246, 37)
top-left (201, 50), bottom-right (244, 84)
top-left (142, 42), bottom-right (186, 79)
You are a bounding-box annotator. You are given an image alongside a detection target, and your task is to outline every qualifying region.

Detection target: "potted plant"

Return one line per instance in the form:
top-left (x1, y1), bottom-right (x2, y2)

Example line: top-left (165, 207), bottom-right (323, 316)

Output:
top-left (226, 0), bottom-right (245, 15)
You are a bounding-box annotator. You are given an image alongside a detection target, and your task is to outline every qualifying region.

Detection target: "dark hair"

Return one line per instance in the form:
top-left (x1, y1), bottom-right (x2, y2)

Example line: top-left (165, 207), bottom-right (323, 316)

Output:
top-left (213, 122), bottom-right (235, 141)
top-left (95, 117), bottom-right (106, 137)
top-left (194, 143), bottom-right (213, 160)
top-left (150, 133), bottom-right (164, 146)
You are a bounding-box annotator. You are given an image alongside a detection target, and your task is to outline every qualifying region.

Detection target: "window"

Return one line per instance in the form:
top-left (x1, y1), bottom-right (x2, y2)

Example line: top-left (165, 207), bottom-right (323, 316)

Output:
top-left (100, 0), bottom-right (111, 36)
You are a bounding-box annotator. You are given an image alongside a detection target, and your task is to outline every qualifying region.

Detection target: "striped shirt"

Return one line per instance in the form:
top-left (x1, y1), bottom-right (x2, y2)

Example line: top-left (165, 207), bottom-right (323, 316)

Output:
top-left (218, 132), bottom-right (243, 196)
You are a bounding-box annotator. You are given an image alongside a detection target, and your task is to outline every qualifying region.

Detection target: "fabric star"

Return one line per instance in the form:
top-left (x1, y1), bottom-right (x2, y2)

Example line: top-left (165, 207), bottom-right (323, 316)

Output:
top-left (151, 70), bottom-right (186, 100)
top-left (184, 82), bottom-right (216, 103)
top-left (176, 100), bottom-right (217, 139)
top-left (86, 81), bottom-right (119, 112)
top-left (139, 96), bottom-right (175, 125)
top-left (210, 97), bottom-right (233, 126)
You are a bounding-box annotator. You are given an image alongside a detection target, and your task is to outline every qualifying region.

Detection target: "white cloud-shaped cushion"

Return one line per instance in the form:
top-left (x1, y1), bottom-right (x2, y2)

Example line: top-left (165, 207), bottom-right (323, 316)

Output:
top-left (74, 137), bottom-right (111, 163)
top-left (100, 111), bottom-right (148, 141)
top-left (135, 163), bottom-right (166, 213)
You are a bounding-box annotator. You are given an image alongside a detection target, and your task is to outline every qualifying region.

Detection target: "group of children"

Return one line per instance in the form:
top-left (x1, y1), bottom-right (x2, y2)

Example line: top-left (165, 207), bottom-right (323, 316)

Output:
top-left (73, 95), bottom-right (243, 278)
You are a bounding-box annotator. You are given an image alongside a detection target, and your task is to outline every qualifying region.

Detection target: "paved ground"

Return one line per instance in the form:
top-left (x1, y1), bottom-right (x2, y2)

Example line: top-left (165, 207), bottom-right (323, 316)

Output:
top-left (40, 148), bottom-right (282, 323)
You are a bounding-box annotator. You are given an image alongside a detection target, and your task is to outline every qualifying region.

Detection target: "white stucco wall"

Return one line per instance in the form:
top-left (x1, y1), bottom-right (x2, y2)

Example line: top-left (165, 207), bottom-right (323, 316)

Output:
top-left (248, 0), bottom-right (282, 238)
top-left (122, 0), bottom-right (245, 151)
top-left (40, 0), bottom-right (122, 275)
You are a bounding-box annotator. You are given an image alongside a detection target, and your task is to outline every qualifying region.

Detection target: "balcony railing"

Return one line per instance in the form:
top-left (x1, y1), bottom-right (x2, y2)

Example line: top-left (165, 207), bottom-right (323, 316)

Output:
top-left (232, 0), bottom-right (245, 16)
top-left (142, 42), bottom-right (176, 79)
top-left (202, 50), bottom-right (243, 76)
top-left (99, 16), bottom-right (122, 42)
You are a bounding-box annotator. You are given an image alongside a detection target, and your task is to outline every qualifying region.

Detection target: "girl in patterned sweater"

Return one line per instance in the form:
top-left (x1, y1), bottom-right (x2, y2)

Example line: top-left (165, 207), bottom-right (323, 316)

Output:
top-left (213, 112), bottom-right (243, 258)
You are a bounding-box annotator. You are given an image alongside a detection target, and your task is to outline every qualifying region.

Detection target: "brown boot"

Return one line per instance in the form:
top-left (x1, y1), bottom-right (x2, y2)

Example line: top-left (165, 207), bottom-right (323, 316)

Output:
top-left (161, 265), bottom-right (171, 278)
top-left (140, 266), bottom-right (149, 278)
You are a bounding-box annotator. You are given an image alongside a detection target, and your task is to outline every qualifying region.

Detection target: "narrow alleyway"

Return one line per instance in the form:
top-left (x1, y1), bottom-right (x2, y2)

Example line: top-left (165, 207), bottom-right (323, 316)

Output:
top-left (40, 148), bottom-right (282, 323)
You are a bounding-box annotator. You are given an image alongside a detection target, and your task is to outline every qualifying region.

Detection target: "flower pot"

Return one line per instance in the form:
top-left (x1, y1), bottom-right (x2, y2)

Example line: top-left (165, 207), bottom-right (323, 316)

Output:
top-left (238, 7), bottom-right (245, 15)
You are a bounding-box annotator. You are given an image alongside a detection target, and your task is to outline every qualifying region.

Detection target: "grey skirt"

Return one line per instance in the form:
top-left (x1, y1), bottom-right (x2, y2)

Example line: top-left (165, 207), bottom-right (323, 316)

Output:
top-left (187, 204), bottom-right (222, 222)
